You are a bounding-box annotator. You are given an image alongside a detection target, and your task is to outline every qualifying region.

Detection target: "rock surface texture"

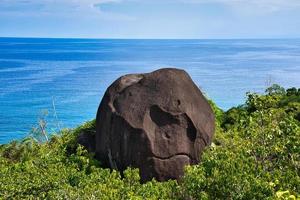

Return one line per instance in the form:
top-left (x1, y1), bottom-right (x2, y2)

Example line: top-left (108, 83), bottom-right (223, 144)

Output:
top-left (95, 68), bottom-right (215, 182)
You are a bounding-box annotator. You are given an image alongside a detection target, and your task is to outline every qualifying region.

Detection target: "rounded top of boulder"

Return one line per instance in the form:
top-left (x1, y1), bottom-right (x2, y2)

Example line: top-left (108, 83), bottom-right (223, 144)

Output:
top-left (96, 68), bottom-right (215, 181)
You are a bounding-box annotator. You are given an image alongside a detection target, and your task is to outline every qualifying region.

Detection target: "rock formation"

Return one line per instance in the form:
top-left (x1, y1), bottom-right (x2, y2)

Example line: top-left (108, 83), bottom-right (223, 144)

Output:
top-left (95, 68), bottom-right (215, 181)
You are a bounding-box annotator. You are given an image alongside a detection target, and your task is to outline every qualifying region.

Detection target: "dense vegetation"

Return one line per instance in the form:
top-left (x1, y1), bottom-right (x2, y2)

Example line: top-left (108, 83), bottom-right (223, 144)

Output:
top-left (0, 85), bottom-right (299, 199)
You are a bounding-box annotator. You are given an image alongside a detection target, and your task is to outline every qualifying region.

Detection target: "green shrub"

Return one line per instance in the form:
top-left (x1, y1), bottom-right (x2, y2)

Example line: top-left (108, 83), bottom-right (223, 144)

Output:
top-left (0, 85), bottom-right (299, 199)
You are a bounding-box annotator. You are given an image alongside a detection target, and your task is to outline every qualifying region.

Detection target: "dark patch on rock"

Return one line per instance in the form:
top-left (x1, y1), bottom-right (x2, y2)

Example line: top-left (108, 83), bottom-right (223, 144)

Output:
top-left (77, 132), bottom-right (96, 153)
top-left (95, 68), bottom-right (215, 182)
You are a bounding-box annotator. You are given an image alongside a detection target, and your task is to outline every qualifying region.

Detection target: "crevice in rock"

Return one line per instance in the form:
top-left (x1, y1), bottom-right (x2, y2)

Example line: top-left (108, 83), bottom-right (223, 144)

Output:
top-left (185, 115), bottom-right (197, 142)
top-left (151, 153), bottom-right (193, 161)
top-left (150, 105), bottom-right (179, 126)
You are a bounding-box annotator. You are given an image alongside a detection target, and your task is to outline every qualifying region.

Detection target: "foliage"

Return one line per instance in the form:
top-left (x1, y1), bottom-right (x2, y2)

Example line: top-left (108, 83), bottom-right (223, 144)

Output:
top-left (265, 84), bottom-right (286, 95)
top-left (207, 99), bottom-right (224, 127)
top-left (0, 85), bottom-right (299, 199)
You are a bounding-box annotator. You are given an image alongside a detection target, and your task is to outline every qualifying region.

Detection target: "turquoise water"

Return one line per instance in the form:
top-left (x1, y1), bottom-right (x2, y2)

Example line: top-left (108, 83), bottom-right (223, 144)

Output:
top-left (1, 38), bottom-right (300, 143)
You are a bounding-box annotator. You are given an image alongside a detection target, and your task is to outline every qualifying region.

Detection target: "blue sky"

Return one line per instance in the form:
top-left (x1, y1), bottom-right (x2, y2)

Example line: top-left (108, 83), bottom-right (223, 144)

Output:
top-left (0, 0), bottom-right (300, 39)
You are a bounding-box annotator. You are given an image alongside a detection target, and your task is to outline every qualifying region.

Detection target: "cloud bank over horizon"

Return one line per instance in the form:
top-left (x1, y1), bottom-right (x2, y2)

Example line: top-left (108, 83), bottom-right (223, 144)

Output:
top-left (0, 0), bottom-right (300, 38)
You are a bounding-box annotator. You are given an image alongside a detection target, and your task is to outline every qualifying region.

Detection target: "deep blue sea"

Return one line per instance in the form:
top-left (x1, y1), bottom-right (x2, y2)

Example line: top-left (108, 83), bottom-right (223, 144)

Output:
top-left (1, 38), bottom-right (300, 143)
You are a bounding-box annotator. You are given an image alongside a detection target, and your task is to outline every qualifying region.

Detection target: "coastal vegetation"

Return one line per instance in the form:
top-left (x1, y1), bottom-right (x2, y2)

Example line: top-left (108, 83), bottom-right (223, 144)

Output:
top-left (0, 84), bottom-right (299, 199)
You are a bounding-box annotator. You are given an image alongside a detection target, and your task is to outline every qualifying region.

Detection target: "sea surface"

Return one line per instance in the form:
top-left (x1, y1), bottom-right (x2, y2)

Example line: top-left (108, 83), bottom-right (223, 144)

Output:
top-left (1, 38), bottom-right (300, 143)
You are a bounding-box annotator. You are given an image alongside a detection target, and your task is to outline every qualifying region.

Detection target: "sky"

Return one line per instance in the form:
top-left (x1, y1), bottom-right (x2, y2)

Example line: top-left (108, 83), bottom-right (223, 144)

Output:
top-left (0, 0), bottom-right (300, 39)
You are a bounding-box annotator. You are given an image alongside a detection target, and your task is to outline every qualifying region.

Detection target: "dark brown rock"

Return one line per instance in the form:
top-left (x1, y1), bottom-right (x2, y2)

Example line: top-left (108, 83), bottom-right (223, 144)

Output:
top-left (77, 132), bottom-right (96, 153)
top-left (95, 68), bottom-right (215, 182)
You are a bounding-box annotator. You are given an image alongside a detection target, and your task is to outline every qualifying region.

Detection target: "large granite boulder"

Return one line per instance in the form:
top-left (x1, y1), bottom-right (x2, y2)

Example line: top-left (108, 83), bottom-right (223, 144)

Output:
top-left (95, 68), bottom-right (215, 182)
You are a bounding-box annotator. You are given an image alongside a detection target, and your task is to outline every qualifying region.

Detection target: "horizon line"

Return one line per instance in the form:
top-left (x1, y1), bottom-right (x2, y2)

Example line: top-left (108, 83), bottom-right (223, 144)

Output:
top-left (1, 36), bottom-right (300, 40)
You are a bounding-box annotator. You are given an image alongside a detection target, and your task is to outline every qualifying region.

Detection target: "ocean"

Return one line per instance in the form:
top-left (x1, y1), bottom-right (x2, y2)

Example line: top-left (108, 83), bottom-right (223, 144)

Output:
top-left (0, 38), bottom-right (300, 143)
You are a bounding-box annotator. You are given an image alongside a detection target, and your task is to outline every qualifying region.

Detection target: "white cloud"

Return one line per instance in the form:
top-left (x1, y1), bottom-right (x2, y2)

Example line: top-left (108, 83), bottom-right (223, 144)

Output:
top-left (0, 0), bottom-right (135, 21)
top-left (1, 0), bottom-right (300, 22)
top-left (180, 0), bottom-right (300, 13)
top-left (0, 0), bottom-right (118, 11)
top-left (2, 0), bottom-right (300, 12)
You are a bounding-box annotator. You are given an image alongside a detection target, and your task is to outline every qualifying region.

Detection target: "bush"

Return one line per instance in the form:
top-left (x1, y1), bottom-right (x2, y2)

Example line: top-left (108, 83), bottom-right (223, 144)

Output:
top-left (0, 85), bottom-right (299, 199)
